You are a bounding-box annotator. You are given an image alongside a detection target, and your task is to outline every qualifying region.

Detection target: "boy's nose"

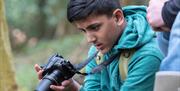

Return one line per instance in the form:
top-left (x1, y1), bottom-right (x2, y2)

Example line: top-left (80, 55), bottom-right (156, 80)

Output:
top-left (87, 34), bottom-right (96, 43)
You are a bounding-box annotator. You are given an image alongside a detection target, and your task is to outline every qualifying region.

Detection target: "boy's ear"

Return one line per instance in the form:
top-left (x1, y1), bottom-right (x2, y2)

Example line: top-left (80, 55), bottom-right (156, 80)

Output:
top-left (113, 9), bottom-right (124, 26)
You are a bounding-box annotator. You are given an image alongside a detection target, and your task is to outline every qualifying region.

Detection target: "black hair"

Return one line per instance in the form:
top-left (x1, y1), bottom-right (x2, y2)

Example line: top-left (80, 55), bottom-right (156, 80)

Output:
top-left (67, 0), bottom-right (121, 22)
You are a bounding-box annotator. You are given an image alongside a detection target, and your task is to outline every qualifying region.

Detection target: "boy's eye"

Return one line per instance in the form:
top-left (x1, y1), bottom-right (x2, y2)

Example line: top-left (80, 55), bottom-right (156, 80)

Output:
top-left (91, 25), bottom-right (99, 30)
top-left (79, 29), bottom-right (86, 33)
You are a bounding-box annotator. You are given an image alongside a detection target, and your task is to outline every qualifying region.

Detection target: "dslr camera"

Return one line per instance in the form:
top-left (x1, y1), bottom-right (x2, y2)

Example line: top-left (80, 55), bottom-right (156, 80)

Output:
top-left (35, 54), bottom-right (77, 91)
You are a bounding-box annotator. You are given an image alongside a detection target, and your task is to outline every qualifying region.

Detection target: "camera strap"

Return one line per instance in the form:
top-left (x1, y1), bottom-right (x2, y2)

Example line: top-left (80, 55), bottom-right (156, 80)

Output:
top-left (74, 51), bottom-right (99, 71)
top-left (75, 51), bottom-right (120, 75)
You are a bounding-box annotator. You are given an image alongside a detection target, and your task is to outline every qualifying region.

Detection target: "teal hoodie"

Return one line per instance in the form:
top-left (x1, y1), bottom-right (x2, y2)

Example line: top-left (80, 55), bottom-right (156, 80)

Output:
top-left (80, 6), bottom-right (164, 91)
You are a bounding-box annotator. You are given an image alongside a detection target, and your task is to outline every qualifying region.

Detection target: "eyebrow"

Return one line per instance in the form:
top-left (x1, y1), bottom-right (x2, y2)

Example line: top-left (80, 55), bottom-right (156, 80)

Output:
top-left (86, 23), bottom-right (101, 30)
top-left (77, 22), bottom-right (102, 32)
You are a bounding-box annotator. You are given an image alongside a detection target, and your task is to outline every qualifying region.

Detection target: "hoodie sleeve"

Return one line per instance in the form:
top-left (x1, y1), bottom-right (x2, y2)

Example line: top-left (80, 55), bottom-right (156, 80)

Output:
top-left (120, 55), bottom-right (161, 91)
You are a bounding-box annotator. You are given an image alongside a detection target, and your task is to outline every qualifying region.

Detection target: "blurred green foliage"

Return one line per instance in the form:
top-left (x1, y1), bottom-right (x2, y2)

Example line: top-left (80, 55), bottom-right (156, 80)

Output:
top-left (5, 0), bottom-right (69, 38)
top-left (45, 0), bottom-right (68, 27)
top-left (5, 0), bottom-right (39, 37)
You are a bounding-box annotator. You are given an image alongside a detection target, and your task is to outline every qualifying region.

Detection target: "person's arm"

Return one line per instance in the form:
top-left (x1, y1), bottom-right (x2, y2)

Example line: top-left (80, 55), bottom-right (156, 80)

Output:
top-left (160, 12), bottom-right (180, 71)
top-left (162, 0), bottom-right (180, 29)
top-left (120, 55), bottom-right (161, 91)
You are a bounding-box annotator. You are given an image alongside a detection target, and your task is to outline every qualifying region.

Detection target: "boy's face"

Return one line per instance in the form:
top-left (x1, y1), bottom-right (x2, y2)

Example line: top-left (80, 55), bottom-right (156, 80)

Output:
top-left (74, 14), bottom-right (123, 54)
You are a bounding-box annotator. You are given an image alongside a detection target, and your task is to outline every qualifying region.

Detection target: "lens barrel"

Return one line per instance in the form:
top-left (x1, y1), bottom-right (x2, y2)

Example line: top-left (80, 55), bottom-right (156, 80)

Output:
top-left (35, 70), bottom-right (64, 91)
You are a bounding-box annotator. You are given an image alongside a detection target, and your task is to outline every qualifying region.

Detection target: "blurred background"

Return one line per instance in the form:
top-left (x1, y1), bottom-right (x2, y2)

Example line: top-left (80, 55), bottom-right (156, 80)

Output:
top-left (2, 0), bottom-right (148, 91)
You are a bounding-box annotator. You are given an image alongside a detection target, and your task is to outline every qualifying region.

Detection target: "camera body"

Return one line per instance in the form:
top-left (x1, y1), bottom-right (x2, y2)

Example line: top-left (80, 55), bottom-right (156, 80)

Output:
top-left (35, 54), bottom-right (76, 91)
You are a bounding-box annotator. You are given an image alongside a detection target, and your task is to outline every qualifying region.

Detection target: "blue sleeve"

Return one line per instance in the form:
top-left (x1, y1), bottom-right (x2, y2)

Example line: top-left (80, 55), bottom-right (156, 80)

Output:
top-left (120, 55), bottom-right (161, 91)
top-left (157, 32), bottom-right (170, 56)
top-left (160, 12), bottom-right (180, 71)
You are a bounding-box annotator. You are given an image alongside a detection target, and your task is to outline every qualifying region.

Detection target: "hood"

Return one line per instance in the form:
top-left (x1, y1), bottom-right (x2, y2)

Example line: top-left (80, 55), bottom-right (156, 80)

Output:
top-left (114, 5), bottom-right (155, 50)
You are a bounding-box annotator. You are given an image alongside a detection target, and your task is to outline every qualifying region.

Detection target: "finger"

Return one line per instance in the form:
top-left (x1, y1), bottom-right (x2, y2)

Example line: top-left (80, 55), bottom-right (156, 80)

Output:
top-left (34, 64), bottom-right (44, 80)
top-left (34, 64), bottom-right (42, 72)
top-left (61, 80), bottom-right (71, 87)
top-left (50, 85), bottom-right (65, 91)
top-left (37, 70), bottom-right (43, 80)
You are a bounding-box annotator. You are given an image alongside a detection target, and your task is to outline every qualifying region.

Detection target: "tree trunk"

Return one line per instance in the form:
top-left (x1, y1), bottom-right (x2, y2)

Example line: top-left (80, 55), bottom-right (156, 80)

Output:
top-left (0, 0), bottom-right (18, 91)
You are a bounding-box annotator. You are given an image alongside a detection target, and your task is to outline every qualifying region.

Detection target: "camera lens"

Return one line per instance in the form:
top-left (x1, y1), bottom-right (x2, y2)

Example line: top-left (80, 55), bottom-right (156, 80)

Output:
top-left (35, 70), bottom-right (64, 91)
